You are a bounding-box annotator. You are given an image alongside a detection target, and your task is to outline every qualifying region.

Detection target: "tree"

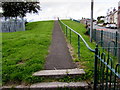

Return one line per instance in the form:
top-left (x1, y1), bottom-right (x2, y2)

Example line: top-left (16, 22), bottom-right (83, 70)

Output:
top-left (97, 16), bottom-right (105, 24)
top-left (1, 1), bottom-right (40, 19)
top-left (97, 16), bottom-right (105, 21)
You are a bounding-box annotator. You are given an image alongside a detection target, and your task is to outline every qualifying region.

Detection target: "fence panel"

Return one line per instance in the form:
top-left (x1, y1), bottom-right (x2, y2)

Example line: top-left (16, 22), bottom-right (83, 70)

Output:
top-left (95, 45), bottom-right (120, 90)
top-left (1, 20), bottom-right (25, 32)
top-left (93, 30), bottom-right (120, 63)
top-left (70, 18), bottom-right (80, 23)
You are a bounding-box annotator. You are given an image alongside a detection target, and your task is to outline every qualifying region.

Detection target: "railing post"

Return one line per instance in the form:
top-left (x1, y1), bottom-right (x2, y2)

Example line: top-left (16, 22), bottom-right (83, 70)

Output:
top-left (101, 30), bottom-right (103, 47)
top-left (78, 35), bottom-right (80, 60)
top-left (105, 58), bottom-right (109, 89)
top-left (66, 26), bottom-right (67, 37)
top-left (70, 29), bottom-right (71, 44)
top-left (115, 31), bottom-right (118, 56)
top-left (64, 24), bottom-right (65, 34)
top-left (114, 64), bottom-right (120, 90)
top-left (94, 29), bottom-right (96, 41)
top-left (94, 45), bottom-right (98, 90)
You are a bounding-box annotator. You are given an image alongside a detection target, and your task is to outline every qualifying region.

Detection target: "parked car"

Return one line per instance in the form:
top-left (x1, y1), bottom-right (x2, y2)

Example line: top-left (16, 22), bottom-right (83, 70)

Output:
top-left (105, 24), bottom-right (117, 29)
top-left (109, 24), bottom-right (117, 29)
top-left (98, 23), bottom-right (103, 26)
top-left (105, 24), bottom-right (111, 28)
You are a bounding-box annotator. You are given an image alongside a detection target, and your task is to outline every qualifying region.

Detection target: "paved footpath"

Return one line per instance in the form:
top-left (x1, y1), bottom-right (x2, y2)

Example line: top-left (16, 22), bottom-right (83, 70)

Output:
top-left (45, 21), bottom-right (76, 70)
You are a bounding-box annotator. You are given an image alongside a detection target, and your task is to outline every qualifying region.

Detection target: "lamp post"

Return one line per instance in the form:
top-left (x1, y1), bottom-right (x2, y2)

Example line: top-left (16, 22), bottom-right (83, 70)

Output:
top-left (90, 0), bottom-right (94, 42)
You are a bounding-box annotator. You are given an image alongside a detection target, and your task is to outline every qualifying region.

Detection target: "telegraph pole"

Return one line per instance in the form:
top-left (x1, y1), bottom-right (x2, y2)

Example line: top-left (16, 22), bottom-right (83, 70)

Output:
top-left (90, 0), bottom-right (94, 42)
top-left (118, 1), bottom-right (120, 63)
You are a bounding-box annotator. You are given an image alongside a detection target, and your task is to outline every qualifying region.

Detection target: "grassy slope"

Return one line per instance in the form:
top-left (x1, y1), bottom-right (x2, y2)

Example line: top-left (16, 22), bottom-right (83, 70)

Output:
top-left (2, 21), bottom-right (54, 85)
top-left (61, 20), bottom-right (96, 80)
top-left (61, 20), bottom-right (118, 81)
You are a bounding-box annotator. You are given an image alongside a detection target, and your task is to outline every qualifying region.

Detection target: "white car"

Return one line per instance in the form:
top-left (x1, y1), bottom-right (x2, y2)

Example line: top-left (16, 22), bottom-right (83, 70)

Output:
top-left (105, 24), bottom-right (111, 28)
top-left (98, 23), bottom-right (103, 26)
top-left (109, 24), bottom-right (117, 29)
top-left (106, 24), bottom-right (117, 29)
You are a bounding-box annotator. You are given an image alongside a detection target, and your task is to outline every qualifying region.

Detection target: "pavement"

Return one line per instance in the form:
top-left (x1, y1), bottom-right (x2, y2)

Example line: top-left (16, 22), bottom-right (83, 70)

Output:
top-left (44, 21), bottom-right (76, 70)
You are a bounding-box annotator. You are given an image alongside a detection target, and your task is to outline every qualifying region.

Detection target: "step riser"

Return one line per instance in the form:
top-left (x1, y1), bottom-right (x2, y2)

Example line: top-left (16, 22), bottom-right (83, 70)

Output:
top-left (2, 82), bottom-right (90, 90)
top-left (34, 74), bottom-right (85, 79)
top-left (33, 69), bottom-right (85, 78)
top-left (2, 87), bottom-right (91, 90)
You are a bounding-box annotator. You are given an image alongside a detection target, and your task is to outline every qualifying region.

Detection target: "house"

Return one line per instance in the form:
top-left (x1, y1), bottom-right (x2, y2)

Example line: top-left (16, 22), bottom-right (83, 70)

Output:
top-left (105, 12), bottom-right (111, 23)
top-left (104, 7), bottom-right (118, 27)
top-left (111, 8), bottom-right (118, 24)
top-left (0, 2), bottom-right (3, 17)
top-left (80, 18), bottom-right (91, 25)
top-left (113, 10), bottom-right (118, 24)
top-left (105, 14), bottom-right (109, 23)
top-left (0, 6), bottom-right (3, 32)
top-left (0, 7), bottom-right (3, 17)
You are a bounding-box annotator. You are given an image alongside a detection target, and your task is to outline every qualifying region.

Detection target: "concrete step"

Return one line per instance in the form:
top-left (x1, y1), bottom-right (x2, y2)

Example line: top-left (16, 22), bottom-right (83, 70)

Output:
top-left (30, 82), bottom-right (89, 89)
top-left (33, 68), bottom-right (85, 78)
top-left (2, 82), bottom-right (90, 90)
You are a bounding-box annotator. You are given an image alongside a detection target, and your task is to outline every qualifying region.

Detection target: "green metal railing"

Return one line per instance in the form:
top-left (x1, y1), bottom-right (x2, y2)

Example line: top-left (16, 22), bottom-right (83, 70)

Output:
top-left (95, 44), bottom-right (120, 90)
top-left (70, 18), bottom-right (80, 23)
top-left (59, 19), bottom-right (95, 59)
top-left (59, 20), bottom-right (120, 90)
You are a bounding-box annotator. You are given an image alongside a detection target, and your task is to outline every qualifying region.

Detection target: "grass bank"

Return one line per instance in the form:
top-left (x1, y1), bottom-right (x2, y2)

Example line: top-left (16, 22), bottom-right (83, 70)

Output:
top-left (60, 20), bottom-right (118, 82)
top-left (2, 21), bottom-right (54, 85)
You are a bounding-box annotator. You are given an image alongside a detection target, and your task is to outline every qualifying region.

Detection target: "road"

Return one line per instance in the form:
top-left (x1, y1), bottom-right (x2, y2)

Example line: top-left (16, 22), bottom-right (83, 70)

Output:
top-left (93, 24), bottom-right (118, 33)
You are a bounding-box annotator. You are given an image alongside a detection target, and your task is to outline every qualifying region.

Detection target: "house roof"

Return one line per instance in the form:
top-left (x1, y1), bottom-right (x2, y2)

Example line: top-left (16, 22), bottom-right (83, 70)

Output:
top-left (107, 10), bottom-right (118, 16)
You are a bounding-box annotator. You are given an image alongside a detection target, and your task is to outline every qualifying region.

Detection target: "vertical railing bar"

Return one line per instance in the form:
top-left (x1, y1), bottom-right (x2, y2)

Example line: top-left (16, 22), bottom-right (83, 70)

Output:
top-left (70, 29), bottom-right (71, 44)
top-left (94, 45), bottom-right (98, 90)
top-left (113, 64), bottom-right (119, 90)
top-left (109, 58), bottom-right (113, 89)
top-left (68, 27), bottom-right (69, 39)
top-left (78, 35), bottom-right (80, 60)
top-left (66, 26), bottom-right (67, 37)
top-left (102, 53), bottom-right (106, 89)
top-left (100, 57), bottom-right (103, 89)
top-left (63, 24), bottom-right (65, 33)
top-left (95, 29), bottom-right (96, 41)
top-left (101, 30), bottom-right (103, 47)
top-left (115, 31), bottom-right (118, 56)
top-left (105, 58), bottom-right (109, 89)
top-left (100, 53), bottom-right (103, 89)
top-left (97, 51), bottom-right (100, 88)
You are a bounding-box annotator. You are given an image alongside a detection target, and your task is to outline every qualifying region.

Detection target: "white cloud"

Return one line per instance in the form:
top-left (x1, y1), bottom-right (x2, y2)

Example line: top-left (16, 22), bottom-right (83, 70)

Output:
top-left (26, 0), bottom-right (120, 22)
top-left (40, 0), bottom-right (119, 3)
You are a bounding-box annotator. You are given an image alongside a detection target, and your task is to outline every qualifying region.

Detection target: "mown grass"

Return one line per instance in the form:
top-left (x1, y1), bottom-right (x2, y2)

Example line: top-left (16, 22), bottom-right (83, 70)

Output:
top-left (61, 20), bottom-right (96, 69)
top-left (60, 20), bottom-right (96, 81)
top-left (2, 21), bottom-right (54, 85)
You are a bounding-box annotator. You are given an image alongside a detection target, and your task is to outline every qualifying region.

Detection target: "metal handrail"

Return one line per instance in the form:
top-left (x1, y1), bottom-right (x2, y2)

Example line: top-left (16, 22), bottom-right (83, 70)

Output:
top-left (59, 19), bottom-right (120, 90)
top-left (59, 20), bottom-right (95, 52)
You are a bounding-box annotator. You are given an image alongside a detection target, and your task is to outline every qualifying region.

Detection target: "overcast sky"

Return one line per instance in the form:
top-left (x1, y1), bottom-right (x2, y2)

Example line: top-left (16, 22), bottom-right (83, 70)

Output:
top-left (26, 0), bottom-right (120, 22)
